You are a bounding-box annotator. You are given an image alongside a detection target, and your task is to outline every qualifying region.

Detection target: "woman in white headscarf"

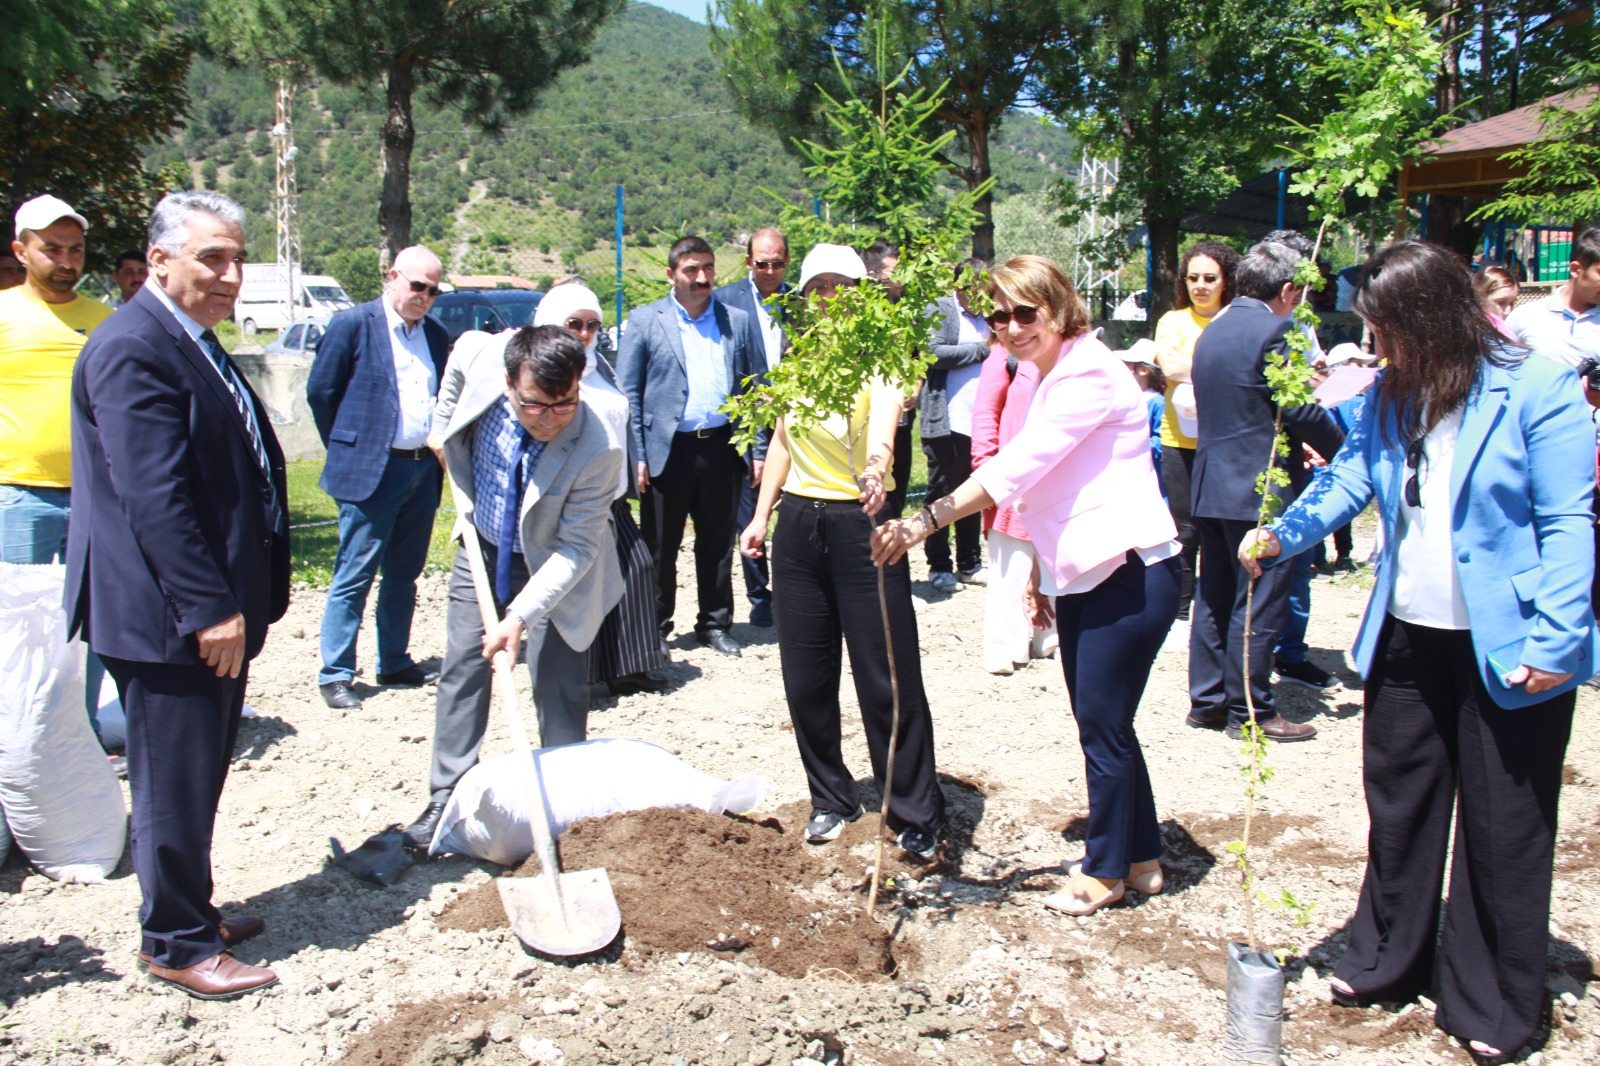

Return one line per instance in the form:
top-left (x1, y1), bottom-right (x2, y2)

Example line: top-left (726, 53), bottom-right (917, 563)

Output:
top-left (534, 283), bottom-right (669, 695)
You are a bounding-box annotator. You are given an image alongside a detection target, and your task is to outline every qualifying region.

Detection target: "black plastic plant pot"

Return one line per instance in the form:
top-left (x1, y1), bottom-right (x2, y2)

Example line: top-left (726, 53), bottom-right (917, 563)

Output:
top-left (1221, 941), bottom-right (1285, 1065)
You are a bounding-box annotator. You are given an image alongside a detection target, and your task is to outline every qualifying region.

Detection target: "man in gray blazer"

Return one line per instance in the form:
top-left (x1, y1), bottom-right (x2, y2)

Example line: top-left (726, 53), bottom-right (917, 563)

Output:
top-left (402, 325), bottom-right (623, 849)
top-left (618, 235), bottom-right (761, 657)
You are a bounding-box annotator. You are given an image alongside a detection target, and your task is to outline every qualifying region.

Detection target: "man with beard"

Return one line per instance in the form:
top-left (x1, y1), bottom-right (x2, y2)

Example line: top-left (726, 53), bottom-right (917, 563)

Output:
top-left (0, 195), bottom-right (115, 738)
top-left (618, 235), bottom-right (760, 657)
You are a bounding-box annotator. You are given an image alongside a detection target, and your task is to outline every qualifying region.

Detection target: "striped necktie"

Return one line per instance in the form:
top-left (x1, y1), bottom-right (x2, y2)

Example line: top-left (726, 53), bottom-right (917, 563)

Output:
top-left (495, 429), bottom-right (536, 603)
top-left (199, 330), bottom-right (282, 532)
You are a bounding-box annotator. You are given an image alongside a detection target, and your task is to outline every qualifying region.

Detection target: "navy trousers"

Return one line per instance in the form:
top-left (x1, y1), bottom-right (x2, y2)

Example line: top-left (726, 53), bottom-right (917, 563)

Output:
top-left (103, 655), bottom-right (247, 970)
top-left (1189, 515), bottom-right (1294, 726)
top-left (735, 475), bottom-right (771, 610)
top-left (1054, 555), bottom-right (1179, 879)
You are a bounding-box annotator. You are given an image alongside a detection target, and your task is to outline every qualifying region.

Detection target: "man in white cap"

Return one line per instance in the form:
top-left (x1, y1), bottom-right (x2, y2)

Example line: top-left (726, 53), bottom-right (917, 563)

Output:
top-left (0, 194), bottom-right (115, 737)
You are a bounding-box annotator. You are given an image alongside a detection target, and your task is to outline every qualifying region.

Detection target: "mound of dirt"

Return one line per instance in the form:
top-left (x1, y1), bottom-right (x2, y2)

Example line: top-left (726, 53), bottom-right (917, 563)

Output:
top-left (439, 807), bottom-right (897, 979)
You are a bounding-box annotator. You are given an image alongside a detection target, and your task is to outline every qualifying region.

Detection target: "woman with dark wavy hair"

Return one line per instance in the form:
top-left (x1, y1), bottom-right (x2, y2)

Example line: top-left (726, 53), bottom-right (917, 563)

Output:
top-left (1240, 240), bottom-right (1598, 1064)
top-left (1152, 240), bottom-right (1241, 633)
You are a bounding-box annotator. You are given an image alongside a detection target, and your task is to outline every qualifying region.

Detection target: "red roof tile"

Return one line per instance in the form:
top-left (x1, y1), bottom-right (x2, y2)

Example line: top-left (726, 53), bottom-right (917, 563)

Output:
top-left (1425, 89), bottom-right (1596, 157)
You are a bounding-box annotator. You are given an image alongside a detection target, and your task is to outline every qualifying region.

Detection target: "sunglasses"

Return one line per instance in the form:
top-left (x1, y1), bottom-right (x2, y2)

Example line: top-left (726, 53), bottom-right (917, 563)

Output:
top-left (564, 317), bottom-right (603, 333)
top-left (513, 393), bottom-right (580, 415)
top-left (752, 259), bottom-right (787, 270)
top-left (395, 270), bottom-right (441, 297)
top-left (1404, 436), bottom-right (1426, 508)
top-left (985, 305), bottom-right (1040, 329)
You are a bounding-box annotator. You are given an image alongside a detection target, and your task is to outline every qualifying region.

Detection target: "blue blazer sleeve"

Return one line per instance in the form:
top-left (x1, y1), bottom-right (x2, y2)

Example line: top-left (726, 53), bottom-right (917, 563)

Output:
top-left (306, 308), bottom-right (363, 446)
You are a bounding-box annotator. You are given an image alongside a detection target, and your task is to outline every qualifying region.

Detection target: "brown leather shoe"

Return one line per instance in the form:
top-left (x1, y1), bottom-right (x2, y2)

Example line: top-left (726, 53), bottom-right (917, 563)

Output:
top-left (1226, 716), bottom-right (1318, 742)
top-left (148, 951), bottom-right (278, 1000)
top-left (219, 915), bottom-right (264, 947)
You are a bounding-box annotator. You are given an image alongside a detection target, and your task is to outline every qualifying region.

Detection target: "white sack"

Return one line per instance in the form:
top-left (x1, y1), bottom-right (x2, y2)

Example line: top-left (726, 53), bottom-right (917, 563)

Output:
top-left (0, 563), bottom-right (126, 882)
top-left (433, 738), bottom-right (770, 865)
top-left (0, 804), bottom-right (12, 868)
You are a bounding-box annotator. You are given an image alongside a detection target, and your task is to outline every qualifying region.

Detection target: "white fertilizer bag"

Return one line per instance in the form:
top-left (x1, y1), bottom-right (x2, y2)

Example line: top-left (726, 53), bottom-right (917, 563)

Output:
top-left (433, 738), bottom-right (771, 865)
top-left (0, 563), bottom-right (126, 882)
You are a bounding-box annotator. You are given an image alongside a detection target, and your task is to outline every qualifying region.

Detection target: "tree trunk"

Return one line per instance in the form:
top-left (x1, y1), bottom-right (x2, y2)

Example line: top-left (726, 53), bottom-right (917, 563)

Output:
top-left (1427, 6), bottom-right (1472, 253)
top-left (1146, 214), bottom-right (1181, 324)
top-left (379, 56), bottom-right (416, 272)
top-left (967, 112), bottom-right (995, 261)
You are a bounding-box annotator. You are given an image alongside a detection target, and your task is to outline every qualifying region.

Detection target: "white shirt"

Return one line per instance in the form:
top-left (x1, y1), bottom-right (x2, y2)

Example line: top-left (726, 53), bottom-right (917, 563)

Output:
top-left (383, 302), bottom-right (437, 449)
top-left (945, 302), bottom-right (989, 436)
top-left (747, 276), bottom-right (784, 369)
top-left (1388, 405), bottom-right (1470, 629)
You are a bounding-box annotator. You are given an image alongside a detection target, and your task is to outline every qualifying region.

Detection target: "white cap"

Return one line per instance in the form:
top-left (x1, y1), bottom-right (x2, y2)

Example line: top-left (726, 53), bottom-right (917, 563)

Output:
top-left (797, 243), bottom-right (866, 291)
top-left (1118, 338), bottom-right (1159, 366)
top-left (15, 194), bottom-right (88, 239)
top-left (1323, 342), bottom-right (1367, 368)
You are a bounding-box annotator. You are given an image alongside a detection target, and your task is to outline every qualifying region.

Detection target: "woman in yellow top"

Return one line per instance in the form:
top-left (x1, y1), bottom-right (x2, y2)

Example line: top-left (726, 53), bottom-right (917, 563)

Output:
top-left (738, 244), bottom-right (943, 861)
top-left (1151, 240), bottom-right (1240, 630)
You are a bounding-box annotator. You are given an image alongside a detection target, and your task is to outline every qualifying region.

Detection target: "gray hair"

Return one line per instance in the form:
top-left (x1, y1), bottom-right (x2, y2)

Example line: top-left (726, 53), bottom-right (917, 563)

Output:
top-left (147, 191), bottom-right (246, 255)
top-left (1235, 242), bottom-right (1304, 301)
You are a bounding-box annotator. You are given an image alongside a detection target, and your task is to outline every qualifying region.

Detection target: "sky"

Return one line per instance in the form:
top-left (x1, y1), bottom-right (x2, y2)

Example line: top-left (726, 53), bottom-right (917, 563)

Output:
top-left (642, 0), bottom-right (709, 24)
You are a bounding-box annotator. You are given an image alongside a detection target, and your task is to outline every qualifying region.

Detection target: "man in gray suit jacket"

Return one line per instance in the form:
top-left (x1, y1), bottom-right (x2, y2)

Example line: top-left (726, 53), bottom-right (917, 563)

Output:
top-left (402, 325), bottom-right (623, 849)
top-left (618, 235), bottom-right (761, 657)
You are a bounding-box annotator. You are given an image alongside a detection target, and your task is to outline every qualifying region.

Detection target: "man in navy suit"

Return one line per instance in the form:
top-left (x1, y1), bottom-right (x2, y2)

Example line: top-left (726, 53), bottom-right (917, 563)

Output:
top-left (1187, 241), bottom-right (1344, 743)
top-left (66, 191), bottom-right (288, 999)
top-left (712, 227), bottom-right (789, 628)
top-left (618, 235), bottom-right (760, 657)
top-left (306, 247), bottom-right (449, 709)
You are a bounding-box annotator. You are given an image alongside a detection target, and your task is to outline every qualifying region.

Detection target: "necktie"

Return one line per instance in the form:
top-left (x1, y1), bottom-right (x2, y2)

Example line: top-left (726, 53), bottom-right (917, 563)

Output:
top-left (199, 330), bottom-right (281, 532)
top-left (495, 429), bottom-right (535, 603)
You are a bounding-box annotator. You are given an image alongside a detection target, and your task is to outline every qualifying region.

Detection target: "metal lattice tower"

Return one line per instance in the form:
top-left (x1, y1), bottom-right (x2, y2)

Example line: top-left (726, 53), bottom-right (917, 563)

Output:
top-left (271, 79), bottom-right (302, 325)
top-left (1072, 152), bottom-right (1121, 293)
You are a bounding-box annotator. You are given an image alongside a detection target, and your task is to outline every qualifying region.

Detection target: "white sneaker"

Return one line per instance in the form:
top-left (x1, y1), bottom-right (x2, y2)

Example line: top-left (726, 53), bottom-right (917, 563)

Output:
top-left (929, 571), bottom-right (959, 592)
top-left (957, 566), bottom-right (988, 586)
top-left (986, 662), bottom-right (1015, 676)
top-left (1161, 619), bottom-right (1189, 654)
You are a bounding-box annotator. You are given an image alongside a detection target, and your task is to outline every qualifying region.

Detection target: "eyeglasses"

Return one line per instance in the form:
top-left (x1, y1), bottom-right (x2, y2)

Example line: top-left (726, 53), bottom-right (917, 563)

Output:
top-left (564, 318), bottom-right (603, 333)
top-left (1187, 273), bottom-right (1220, 284)
top-left (395, 270), bottom-right (441, 298)
top-left (752, 259), bottom-right (787, 270)
top-left (513, 392), bottom-right (580, 415)
top-left (1404, 436), bottom-right (1426, 508)
top-left (985, 305), bottom-right (1040, 329)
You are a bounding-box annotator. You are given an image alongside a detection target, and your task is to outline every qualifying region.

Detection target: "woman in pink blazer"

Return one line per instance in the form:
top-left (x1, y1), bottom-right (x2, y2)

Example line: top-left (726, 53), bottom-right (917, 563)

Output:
top-left (970, 342), bottom-right (1058, 673)
top-left (873, 255), bottom-right (1179, 916)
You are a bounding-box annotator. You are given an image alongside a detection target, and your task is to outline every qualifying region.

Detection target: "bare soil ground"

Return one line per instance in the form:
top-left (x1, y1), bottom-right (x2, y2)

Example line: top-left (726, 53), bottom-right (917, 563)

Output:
top-left (2, 536), bottom-right (1598, 1066)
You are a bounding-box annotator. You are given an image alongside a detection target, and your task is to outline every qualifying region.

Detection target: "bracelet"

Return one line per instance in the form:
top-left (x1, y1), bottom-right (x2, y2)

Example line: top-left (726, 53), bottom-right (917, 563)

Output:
top-left (919, 504), bottom-right (939, 534)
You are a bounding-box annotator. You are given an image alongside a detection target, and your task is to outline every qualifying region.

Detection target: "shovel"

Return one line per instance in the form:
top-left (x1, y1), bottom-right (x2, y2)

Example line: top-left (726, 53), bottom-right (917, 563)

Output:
top-left (447, 473), bottom-right (622, 956)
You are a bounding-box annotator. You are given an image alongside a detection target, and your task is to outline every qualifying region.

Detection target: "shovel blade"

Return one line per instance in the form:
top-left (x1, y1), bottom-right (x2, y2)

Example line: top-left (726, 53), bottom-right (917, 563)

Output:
top-left (497, 868), bottom-right (621, 957)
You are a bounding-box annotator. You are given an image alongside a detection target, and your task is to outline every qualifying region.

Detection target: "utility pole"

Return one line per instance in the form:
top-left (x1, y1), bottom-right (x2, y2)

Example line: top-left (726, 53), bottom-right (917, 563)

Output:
top-left (271, 78), bottom-right (302, 330)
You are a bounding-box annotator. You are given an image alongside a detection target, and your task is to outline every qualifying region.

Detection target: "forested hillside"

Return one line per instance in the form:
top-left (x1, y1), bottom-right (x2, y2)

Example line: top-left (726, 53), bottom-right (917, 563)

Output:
top-left (145, 2), bottom-right (1073, 299)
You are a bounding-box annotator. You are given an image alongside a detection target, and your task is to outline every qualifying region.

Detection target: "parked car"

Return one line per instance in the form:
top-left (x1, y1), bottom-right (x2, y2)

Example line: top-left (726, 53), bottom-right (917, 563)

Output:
top-left (263, 317), bottom-right (329, 356)
top-left (429, 289), bottom-right (544, 343)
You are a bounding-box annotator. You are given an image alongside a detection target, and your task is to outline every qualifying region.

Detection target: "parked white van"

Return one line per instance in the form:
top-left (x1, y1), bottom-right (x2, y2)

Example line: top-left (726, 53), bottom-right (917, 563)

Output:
top-left (234, 264), bottom-right (353, 335)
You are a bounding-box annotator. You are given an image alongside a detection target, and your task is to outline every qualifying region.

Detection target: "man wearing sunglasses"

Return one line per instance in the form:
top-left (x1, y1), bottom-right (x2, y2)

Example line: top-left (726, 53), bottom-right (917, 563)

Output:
top-left (714, 227), bottom-right (791, 628)
top-left (401, 324), bottom-right (622, 850)
top-left (307, 246), bottom-right (451, 709)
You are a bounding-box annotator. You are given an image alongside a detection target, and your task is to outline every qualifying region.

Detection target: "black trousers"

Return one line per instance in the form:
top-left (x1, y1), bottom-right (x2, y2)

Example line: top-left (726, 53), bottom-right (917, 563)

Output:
top-left (639, 428), bottom-right (742, 635)
top-left (1161, 445), bottom-right (1198, 620)
top-left (735, 475), bottom-right (771, 608)
top-left (1335, 618), bottom-right (1574, 1054)
top-left (921, 432), bottom-right (981, 573)
top-left (772, 496), bottom-right (943, 835)
top-left (885, 417), bottom-right (915, 519)
top-left (1189, 515), bottom-right (1293, 726)
top-left (103, 655), bottom-right (247, 970)
top-left (1055, 555), bottom-right (1179, 878)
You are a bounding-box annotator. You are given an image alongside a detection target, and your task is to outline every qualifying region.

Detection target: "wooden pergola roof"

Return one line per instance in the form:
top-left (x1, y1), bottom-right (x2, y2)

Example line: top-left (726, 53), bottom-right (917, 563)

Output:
top-left (1399, 88), bottom-right (1595, 200)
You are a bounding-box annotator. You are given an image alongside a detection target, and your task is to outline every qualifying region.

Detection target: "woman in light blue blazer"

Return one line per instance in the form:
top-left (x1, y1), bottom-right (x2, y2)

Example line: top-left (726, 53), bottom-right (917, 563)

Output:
top-left (1241, 240), bottom-right (1597, 1065)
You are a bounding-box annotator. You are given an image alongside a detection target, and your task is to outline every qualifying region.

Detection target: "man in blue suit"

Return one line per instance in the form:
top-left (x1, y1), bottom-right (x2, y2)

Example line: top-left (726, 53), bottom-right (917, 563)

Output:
top-left (306, 247), bottom-right (449, 709)
top-left (713, 227), bottom-right (789, 628)
top-left (66, 191), bottom-right (287, 998)
top-left (618, 235), bottom-right (761, 657)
